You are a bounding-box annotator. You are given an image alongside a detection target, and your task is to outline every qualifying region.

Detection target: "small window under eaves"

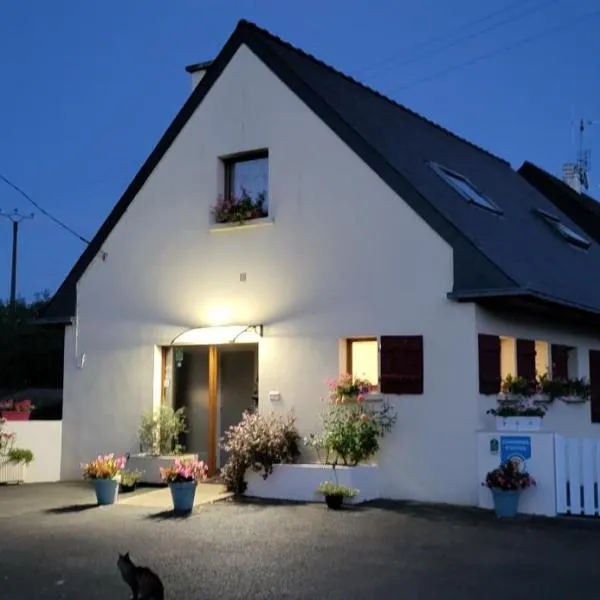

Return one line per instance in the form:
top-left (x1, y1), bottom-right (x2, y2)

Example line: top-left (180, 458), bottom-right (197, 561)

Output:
top-left (429, 162), bottom-right (502, 215)
top-left (533, 208), bottom-right (591, 250)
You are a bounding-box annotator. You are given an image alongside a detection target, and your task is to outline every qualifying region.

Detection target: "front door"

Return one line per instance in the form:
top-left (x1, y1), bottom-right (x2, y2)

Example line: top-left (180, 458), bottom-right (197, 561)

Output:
top-left (218, 344), bottom-right (258, 468)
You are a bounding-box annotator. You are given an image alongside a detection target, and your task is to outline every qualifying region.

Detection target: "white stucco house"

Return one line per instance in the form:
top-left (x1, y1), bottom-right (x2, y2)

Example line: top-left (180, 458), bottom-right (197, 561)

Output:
top-left (39, 20), bottom-right (600, 507)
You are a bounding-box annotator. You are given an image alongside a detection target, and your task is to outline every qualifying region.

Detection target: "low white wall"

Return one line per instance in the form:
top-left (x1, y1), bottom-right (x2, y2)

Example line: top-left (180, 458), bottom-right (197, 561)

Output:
top-left (245, 464), bottom-right (381, 503)
top-left (477, 431), bottom-right (557, 517)
top-left (126, 453), bottom-right (199, 484)
top-left (4, 421), bottom-right (63, 483)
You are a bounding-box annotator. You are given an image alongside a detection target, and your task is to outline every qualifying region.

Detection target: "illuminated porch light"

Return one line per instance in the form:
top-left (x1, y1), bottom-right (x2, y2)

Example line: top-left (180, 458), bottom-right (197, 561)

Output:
top-left (169, 324), bottom-right (263, 346)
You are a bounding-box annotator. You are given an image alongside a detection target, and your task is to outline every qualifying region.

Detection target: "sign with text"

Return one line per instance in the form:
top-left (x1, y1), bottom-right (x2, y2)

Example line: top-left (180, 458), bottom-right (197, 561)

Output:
top-left (500, 436), bottom-right (532, 471)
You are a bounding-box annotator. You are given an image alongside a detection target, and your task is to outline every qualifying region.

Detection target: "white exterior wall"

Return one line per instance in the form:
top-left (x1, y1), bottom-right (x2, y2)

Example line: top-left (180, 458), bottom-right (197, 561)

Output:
top-left (61, 43), bottom-right (478, 505)
top-left (476, 307), bottom-right (600, 436)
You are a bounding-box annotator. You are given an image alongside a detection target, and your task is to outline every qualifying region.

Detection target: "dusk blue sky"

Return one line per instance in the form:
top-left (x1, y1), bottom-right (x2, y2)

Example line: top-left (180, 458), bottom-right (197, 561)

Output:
top-left (1, 0), bottom-right (599, 301)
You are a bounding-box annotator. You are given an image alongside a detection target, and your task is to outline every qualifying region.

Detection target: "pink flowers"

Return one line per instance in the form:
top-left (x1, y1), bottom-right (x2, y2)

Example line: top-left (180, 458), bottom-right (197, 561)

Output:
top-left (0, 399), bottom-right (34, 412)
top-left (160, 458), bottom-right (209, 484)
top-left (81, 453), bottom-right (127, 480)
top-left (326, 373), bottom-right (375, 404)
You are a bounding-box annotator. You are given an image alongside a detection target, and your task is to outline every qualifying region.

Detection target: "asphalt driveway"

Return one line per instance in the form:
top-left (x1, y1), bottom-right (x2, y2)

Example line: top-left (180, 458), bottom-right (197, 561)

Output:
top-left (1, 483), bottom-right (600, 599)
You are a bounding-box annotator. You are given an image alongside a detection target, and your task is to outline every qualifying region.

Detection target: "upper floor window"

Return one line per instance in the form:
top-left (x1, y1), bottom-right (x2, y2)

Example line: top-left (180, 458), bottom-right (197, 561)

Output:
top-left (212, 150), bottom-right (269, 225)
top-left (429, 162), bottom-right (503, 215)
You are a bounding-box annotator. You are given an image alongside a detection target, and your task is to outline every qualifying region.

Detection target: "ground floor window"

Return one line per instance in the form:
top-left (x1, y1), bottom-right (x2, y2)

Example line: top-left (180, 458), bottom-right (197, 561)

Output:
top-left (343, 335), bottom-right (424, 395)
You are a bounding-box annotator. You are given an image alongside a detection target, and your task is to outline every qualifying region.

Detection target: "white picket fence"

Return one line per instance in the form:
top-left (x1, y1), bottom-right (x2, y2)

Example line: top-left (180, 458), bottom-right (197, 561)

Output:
top-left (555, 435), bottom-right (600, 516)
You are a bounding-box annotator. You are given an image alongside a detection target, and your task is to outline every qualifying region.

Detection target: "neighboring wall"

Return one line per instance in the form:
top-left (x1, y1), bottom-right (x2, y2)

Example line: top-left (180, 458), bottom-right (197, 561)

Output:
top-left (5, 421), bottom-right (62, 483)
top-left (61, 42), bottom-right (478, 506)
top-left (476, 307), bottom-right (600, 436)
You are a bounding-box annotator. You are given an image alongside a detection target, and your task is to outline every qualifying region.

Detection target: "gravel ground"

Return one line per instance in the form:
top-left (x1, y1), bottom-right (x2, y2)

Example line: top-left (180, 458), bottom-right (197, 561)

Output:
top-left (1, 483), bottom-right (600, 599)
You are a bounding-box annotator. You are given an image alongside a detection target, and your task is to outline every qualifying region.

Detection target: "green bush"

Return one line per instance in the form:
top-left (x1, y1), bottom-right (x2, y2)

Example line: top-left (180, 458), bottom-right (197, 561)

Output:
top-left (138, 405), bottom-right (188, 456)
top-left (305, 400), bottom-right (397, 466)
top-left (8, 448), bottom-right (34, 464)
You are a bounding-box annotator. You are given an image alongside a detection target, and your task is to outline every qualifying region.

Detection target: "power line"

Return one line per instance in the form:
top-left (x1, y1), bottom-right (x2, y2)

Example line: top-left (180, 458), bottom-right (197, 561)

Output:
top-left (362, 0), bottom-right (559, 81)
top-left (0, 172), bottom-right (90, 244)
top-left (386, 6), bottom-right (600, 95)
top-left (352, 0), bottom-right (536, 77)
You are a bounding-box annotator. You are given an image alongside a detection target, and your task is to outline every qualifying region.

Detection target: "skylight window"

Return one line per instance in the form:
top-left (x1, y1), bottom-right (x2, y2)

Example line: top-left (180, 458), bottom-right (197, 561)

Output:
top-left (533, 208), bottom-right (591, 250)
top-left (429, 162), bottom-right (502, 214)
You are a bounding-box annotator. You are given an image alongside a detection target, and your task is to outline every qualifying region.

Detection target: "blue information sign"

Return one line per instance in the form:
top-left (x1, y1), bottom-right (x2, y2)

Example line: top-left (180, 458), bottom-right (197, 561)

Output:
top-left (500, 436), bottom-right (531, 471)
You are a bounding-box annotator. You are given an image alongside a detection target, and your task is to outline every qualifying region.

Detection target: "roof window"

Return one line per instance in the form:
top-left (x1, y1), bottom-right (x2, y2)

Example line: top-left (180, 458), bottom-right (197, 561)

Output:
top-left (429, 162), bottom-right (502, 214)
top-left (534, 208), bottom-right (590, 250)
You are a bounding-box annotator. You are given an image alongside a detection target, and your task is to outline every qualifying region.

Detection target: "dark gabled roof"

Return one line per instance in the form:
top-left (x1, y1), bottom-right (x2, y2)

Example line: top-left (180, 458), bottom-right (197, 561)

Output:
top-left (185, 60), bottom-right (214, 73)
top-left (518, 161), bottom-right (600, 245)
top-left (40, 19), bottom-right (600, 323)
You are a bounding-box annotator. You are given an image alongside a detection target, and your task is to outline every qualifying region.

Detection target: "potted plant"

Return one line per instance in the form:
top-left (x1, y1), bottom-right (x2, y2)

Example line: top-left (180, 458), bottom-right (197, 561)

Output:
top-left (536, 372), bottom-right (564, 403)
top-left (81, 453), bottom-right (126, 505)
top-left (561, 377), bottom-right (591, 403)
top-left (119, 469), bottom-right (143, 493)
top-left (4, 448), bottom-right (34, 484)
top-left (127, 405), bottom-right (197, 484)
top-left (211, 188), bottom-right (268, 225)
top-left (316, 481), bottom-right (358, 509)
top-left (499, 375), bottom-right (533, 401)
top-left (483, 459), bottom-right (536, 518)
top-left (160, 457), bottom-right (209, 513)
top-left (0, 399), bottom-right (34, 421)
top-left (487, 400), bottom-right (546, 432)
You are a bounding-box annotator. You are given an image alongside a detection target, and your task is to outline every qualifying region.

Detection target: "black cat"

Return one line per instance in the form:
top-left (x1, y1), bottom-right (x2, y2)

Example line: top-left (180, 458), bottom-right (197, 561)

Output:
top-left (117, 552), bottom-right (164, 600)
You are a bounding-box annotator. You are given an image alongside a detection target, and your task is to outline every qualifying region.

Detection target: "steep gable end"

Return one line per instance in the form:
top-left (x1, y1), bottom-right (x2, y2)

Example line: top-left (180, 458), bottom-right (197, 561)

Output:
top-left (40, 19), bottom-right (600, 322)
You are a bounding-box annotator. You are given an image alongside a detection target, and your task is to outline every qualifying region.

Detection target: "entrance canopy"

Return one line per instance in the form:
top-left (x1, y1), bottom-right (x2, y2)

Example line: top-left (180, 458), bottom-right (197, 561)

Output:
top-left (169, 324), bottom-right (263, 346)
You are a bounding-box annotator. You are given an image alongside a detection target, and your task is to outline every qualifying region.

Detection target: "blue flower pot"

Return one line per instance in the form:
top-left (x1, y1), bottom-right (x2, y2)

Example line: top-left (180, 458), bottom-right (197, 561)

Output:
top-left (92, 477), bottom-right (120, 505)
top-left (169, 481), bottom-right (197, 513)
top-left (491, 489), bottom-right (521, 518)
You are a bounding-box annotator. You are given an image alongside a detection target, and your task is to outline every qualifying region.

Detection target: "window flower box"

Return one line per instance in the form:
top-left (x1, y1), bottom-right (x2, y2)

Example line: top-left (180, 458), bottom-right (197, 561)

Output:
top-left (559, 395), bottom-right (589, 404)
top-left (495, 416), bottom-right (542, 432)
top-left (211, 189), bottom-right (268, 226)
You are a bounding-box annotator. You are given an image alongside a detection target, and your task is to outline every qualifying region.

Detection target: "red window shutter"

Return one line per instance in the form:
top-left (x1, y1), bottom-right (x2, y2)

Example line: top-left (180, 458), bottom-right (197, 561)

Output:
top-left (478, 334), bottom-right (501, 395)
top-left (516, 339), bottom-right (536, 388)
top-left (551, 345), bottom-right (569, 380)
top-left (589, 350), bottom-right (600, 424)
top-left (380, 336), bottom-right (423, 395)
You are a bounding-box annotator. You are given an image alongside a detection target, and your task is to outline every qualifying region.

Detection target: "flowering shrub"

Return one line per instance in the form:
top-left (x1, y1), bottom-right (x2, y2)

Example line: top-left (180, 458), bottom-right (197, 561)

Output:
top-left (327, 373), bottom-right (374, 403)
top-left (0, 419), bottom-right (15, 454)
top-left (211, 189), bottom-right (268, 224)
top-left (306, 377), bottom-right (397, 466)
top-left (483, 460), bottom-right (536, 491)
top-left (0, 399), bottom-right (34, 412)
top-left (160, 458), bottom-right (208, 484)
top-left (220, 410), bottom-right (300, 495)
top-left (81, 453), bottom-right (126, 480)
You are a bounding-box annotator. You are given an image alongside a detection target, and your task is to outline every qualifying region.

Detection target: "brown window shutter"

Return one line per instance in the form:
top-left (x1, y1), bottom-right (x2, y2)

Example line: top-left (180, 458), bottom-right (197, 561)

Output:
top-left (478, 334), bottom-right (501, 394)
top-left (589, 350), bottom-right (600, 423)
top-left (516, 338), bottom-right (536, 388)
top-left (551, 345), bottom-right (569, 380)
top-left (380, 336), bottom-right (423, 395)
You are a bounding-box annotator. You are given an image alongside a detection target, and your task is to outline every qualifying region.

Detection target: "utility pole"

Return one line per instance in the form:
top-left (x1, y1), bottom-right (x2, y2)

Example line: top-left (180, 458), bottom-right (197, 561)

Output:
top-left (0, 209), bottom-right (34, 315)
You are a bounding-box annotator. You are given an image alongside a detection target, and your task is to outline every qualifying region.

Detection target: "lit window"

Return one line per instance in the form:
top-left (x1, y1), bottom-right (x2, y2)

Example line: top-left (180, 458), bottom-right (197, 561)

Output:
top-left (534, 208), bottom-right (590, 250)
top-left (429, 162), bottom-right (502, 214)
top-left (347, 339), bottom-right (379, 387)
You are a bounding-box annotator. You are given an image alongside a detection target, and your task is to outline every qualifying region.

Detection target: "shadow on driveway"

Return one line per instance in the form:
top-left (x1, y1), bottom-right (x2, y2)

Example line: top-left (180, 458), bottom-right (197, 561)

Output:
top-left (44, 503), bottom-right (99, 514)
